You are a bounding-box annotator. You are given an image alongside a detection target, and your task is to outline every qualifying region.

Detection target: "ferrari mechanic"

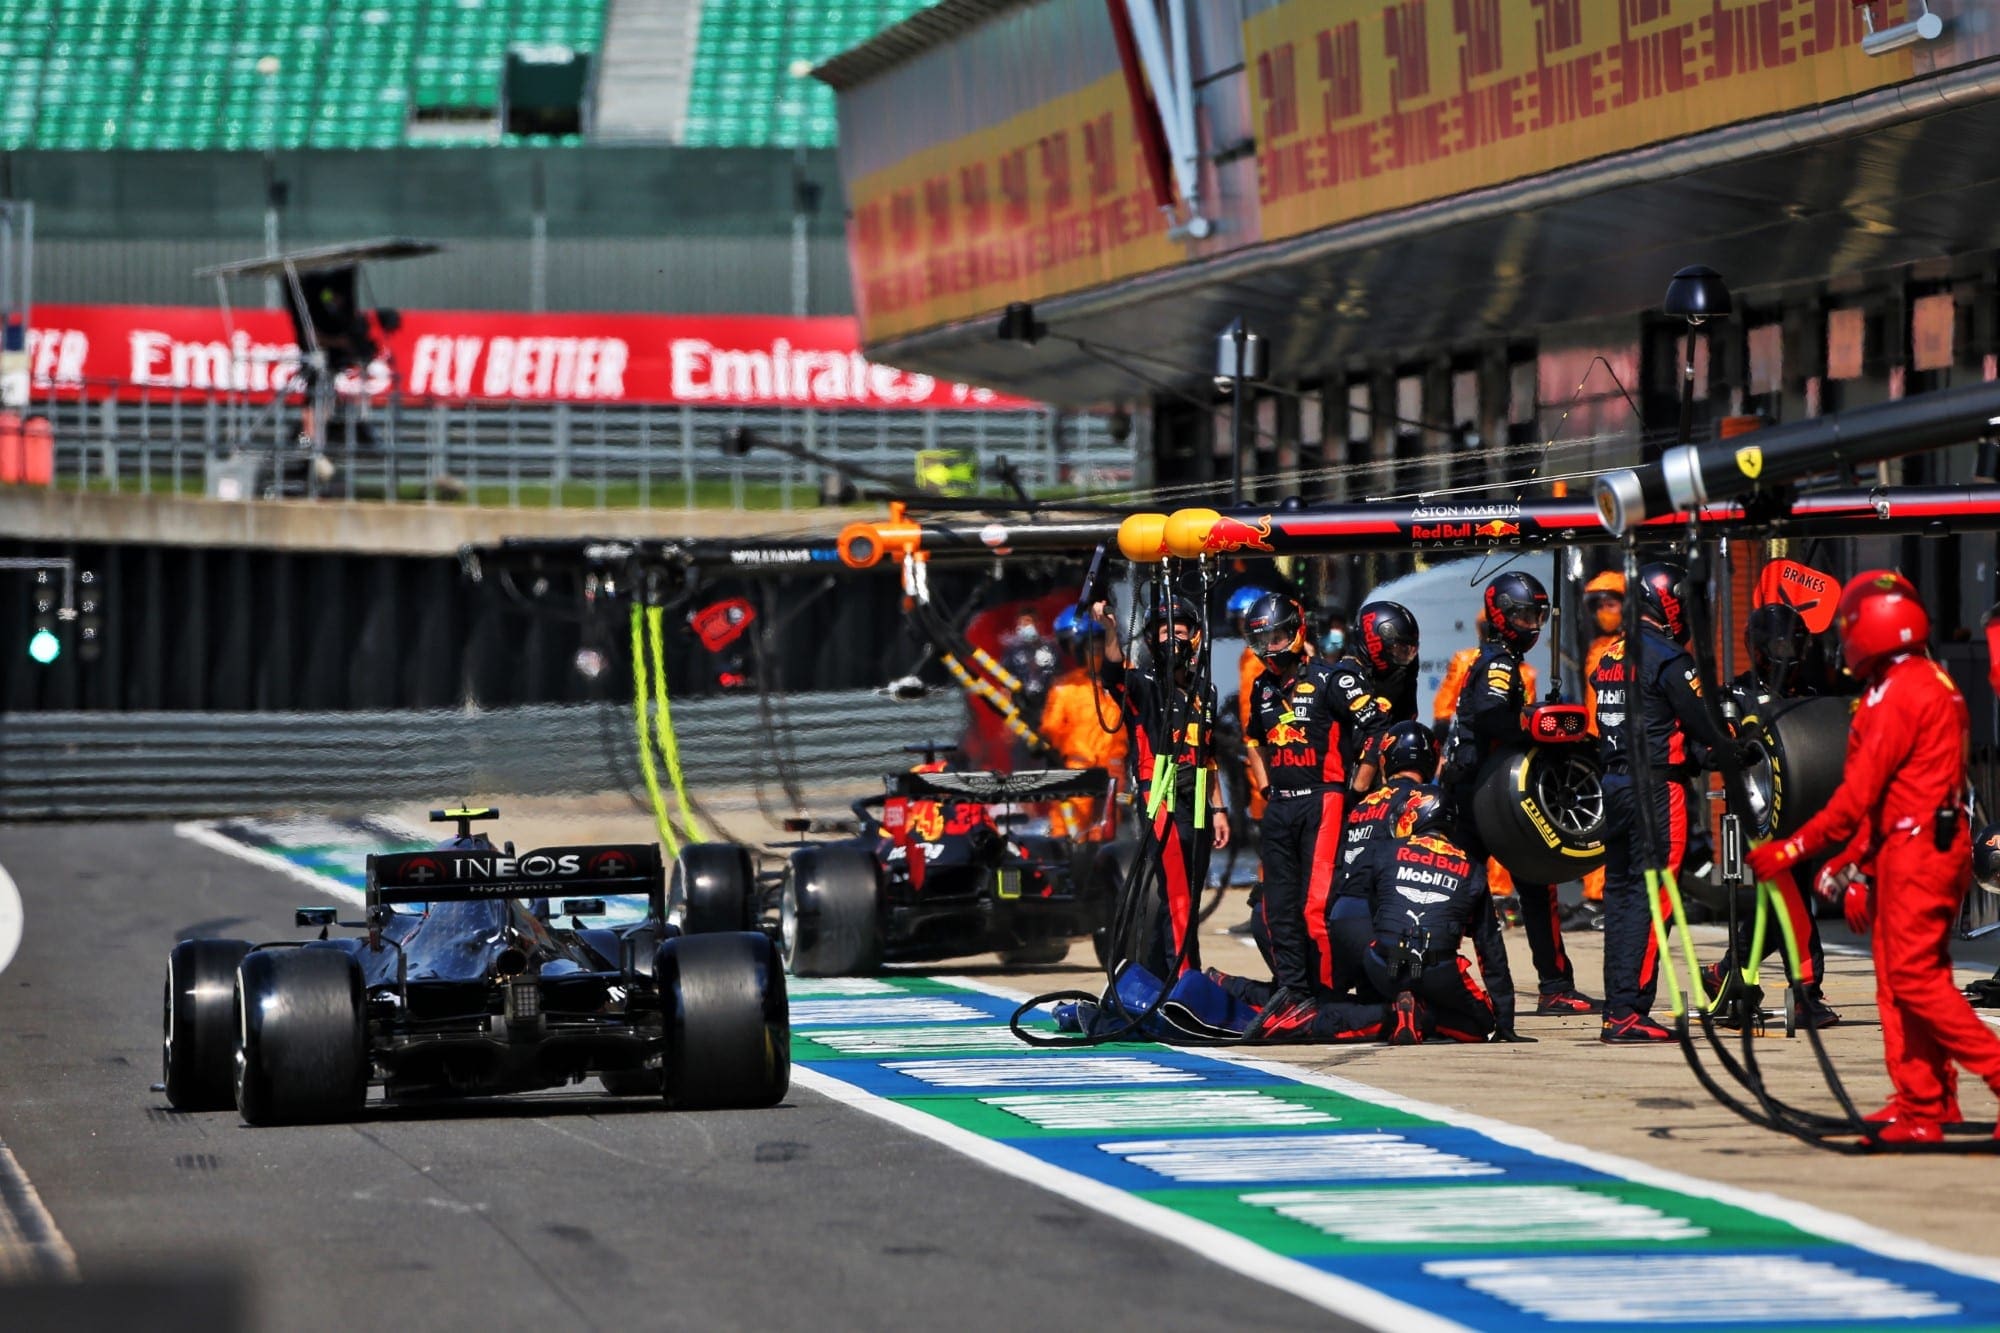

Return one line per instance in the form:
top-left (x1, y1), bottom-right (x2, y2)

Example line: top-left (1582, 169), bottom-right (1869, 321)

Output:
top-left (1748, 572), bottom-right (2000, 1145)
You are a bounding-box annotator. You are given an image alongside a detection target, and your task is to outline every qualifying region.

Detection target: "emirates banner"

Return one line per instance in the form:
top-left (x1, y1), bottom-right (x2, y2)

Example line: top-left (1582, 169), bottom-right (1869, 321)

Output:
top-left (24, 304), bottom-right (1033, 410)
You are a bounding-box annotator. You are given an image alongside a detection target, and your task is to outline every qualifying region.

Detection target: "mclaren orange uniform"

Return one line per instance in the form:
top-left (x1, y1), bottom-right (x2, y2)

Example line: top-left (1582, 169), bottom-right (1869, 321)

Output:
top-left (1239, 646), bottom-right (1267, 821)
top-left (1039, 666), bottom-right (1129, 841)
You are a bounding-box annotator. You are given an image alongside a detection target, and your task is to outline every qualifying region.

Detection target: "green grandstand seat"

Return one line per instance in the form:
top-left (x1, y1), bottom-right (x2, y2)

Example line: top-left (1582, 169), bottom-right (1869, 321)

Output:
top-left (0, 0), bottom-right (602, 147)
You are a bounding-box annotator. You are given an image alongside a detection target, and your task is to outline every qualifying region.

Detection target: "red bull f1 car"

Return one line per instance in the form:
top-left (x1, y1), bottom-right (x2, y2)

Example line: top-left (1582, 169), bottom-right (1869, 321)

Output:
top-left (162, 807), bottom-right (790, 1126)
top-left (668, 759), bottom-right (1117, 976)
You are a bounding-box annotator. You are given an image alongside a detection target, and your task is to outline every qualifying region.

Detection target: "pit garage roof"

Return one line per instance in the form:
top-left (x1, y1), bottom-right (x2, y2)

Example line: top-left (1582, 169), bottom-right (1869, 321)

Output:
top-left (821, 3), bottom-right (2000, 408)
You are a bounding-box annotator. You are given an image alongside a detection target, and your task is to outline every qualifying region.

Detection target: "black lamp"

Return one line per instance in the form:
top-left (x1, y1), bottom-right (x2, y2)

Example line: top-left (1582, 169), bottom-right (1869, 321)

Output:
top-left (1663, 265), bottom-right (1731, 447)
top-left (1663, 264), bottom-right (1732, 326)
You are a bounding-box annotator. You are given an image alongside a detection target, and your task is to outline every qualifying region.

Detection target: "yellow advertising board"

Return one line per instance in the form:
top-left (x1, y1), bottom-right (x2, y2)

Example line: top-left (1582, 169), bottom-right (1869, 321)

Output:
top-left (1244, 0), bottom-right (1914, 243)
top-left (847, 72), bottom-right (1183, 344)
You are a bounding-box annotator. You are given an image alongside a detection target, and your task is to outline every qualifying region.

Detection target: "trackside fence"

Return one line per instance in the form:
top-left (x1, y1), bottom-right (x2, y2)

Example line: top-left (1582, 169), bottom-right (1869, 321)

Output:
top-left (0, 691), bottom-right (964, 819)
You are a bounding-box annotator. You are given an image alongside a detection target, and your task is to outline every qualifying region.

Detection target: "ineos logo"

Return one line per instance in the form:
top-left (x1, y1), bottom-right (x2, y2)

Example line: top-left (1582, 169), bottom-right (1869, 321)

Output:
top-left (518, 853), bottom-right (557, 877)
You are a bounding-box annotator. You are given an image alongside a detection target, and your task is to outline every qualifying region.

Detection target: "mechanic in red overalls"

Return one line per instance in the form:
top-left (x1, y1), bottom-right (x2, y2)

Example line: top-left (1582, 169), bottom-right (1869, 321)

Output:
top-left (1092, 594), bottom-right (1229, 978)
top-left (1749, 571), bottom-right (2000, 1145)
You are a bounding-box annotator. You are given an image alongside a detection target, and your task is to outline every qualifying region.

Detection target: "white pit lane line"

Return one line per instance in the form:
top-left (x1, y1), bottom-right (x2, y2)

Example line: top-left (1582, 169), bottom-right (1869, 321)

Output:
top-left (0, 851), bottom-right (21, 977)
top-left (174, 820), bottom-right (368, 905)
top-left (934, 974), bottom-right (2000, 1292)
top-left (0, 855), bottom-right (78, 1281)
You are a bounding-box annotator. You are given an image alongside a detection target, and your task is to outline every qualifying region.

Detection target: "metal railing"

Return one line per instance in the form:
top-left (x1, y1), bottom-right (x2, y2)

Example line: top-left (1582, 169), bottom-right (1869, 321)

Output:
top-left (0, 690), bottom-right (966, 819)
top-left (33, 378), bottom-right (1145, 510)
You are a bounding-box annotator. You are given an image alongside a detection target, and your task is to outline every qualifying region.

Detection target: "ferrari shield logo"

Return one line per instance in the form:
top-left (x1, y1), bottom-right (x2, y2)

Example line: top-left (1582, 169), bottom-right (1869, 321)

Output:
top-left (1735, 444), bottom-right (1763, 480)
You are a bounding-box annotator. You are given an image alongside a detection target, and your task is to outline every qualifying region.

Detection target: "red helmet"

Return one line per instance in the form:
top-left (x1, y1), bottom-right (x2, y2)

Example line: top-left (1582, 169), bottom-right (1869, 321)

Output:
top-left (1835, 568), bottom-right (1917, 625)
top-left (1835, 571), bottom-right (1929, 678)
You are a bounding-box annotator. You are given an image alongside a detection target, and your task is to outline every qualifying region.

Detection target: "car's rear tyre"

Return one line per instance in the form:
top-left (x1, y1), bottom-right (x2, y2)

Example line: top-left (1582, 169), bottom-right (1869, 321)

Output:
top-left (1089, 840), bottom-right (1143, 972)
top-left (656, 932), bottom-right (789, 1110)
top-left (998, 939), bottom-right (1071, 967)
top-left (163, 938), bottom-right (252, 1111)
top-left (1745, 696), bottom-right (1849, 838)
top-left (670, 843), bottom-right (758, 935)
top-left (234, 948), bottom-right (368, 1127)
top-left (781, 847), bottom-right (882, 977)
top-left (1472, 744), bottom-right (1608, 884)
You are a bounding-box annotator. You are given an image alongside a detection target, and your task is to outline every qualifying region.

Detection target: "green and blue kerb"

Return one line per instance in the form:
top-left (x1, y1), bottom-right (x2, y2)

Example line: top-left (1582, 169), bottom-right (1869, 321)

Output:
top-left (790, 976), bottom-right (2000, 1333)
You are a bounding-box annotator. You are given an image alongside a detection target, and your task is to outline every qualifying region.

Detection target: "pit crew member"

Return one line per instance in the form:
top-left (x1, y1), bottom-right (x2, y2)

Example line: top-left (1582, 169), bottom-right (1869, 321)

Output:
top-left (1749, 572), bottom-right (2000, 1145)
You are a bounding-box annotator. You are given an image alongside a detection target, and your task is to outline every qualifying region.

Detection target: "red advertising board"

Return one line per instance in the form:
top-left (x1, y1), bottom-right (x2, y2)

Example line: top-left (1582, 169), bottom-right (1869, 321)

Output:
top-left (23, 304), bottom-right (1032, 410)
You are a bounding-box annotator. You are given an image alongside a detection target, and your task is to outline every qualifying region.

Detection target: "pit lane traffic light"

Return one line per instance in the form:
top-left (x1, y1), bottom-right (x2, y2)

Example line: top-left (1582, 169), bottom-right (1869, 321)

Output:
top-left (27, 567), bottom-right (58, 665)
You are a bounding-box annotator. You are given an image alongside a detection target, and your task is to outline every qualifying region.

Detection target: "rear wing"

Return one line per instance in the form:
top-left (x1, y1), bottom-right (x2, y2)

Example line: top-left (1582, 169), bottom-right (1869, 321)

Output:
top-left (366, 844), bottom-right (664, 914)
top-left (889, 768), bottom-right (1110, 802)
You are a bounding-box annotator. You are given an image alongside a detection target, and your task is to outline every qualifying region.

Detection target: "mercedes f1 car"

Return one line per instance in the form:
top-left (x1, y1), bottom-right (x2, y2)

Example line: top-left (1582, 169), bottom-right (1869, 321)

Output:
top-left (667, 758), bottom-right (1119, 976)
top-left (163, 808), bottom-right (790, 1125)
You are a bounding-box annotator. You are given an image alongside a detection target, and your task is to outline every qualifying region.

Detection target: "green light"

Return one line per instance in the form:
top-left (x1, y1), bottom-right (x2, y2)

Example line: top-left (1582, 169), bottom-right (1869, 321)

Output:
top-left (27, 628), bottom-right (59, 665)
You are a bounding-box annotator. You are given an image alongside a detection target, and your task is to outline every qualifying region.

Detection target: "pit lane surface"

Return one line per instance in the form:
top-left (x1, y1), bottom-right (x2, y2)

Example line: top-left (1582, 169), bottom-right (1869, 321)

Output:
top-left (0, 823), bottom-right (1347, 1332)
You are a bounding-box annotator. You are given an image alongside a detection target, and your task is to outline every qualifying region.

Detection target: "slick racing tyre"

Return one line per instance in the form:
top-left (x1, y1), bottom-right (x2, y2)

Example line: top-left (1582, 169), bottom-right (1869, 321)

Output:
top-left (1472, 744), bottom-right (1608, 884)
top-left (1088, 840), bottom-right (1143, 972)
top-left (1743, 696), bottom-right (1849, 838)
top-left (655, 932), bottom-right (789, 1110)
top-left (234, 948), bottom-right (367, 1127)
top-left (780, 847), bottom-right (882, 977)
top-left (163, 938), bottom-right (253, 1111)
top-left (670, 843), bottom-right (758, 935)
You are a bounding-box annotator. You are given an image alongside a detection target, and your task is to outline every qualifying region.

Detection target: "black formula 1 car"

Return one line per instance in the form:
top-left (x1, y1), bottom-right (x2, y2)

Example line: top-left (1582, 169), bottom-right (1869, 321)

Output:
top-left (163, 808), bottom-right (789, 1126)
top-left (667, 761), bottom-right (1120, 976)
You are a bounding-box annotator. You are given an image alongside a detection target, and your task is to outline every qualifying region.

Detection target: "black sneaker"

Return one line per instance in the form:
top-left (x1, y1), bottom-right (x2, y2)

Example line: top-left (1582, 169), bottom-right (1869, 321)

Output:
top-left (1536, 989), bottom-right (1601, 1016)
top-left (1388, 991), bottom-right (1422, 1046)
top-left (1225, 915), bottom-right (1258, 937)
top-left (1600, 1012), bottom-right (1675, 1043)
top-left (1559, 901), bottom-right (1603, 931)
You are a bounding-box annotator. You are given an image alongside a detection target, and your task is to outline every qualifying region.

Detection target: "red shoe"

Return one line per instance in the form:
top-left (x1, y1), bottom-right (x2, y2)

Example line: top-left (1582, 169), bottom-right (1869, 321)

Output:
top-left (1538, 989), bottom-right (1602, 1016)
top-left (1866, 1099), bottom-right (1963, 1124)
top-left (1872, 1119), bottom-right (1944, 1146)
top-left (1246, 991), bottom-right (1320, 1043)
top-left (1600, 1013), bottom-right (1675, 1044)
top-left (1388, 992), bottom-right (1423, 1046)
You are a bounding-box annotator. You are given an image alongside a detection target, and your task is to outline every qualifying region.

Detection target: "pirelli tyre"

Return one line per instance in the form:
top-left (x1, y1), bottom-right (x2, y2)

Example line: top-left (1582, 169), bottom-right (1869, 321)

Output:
top-left (163, 938), bottom-right (253, 1111)
top-left (1471, 744), bottom-right (1609, 884)
top-left (233, 947), bottom-right (368, 1127)
top-left (669, 843), bottom-right (758, 935)
top-left (780, 846), bottom-right (883, 977)
top-left (1743, 696), bottom-right (1850, 838)
top-left (1088, 840), bottom-right (1144, 971)
top-left (655, 931), bottom-right (790, 1110)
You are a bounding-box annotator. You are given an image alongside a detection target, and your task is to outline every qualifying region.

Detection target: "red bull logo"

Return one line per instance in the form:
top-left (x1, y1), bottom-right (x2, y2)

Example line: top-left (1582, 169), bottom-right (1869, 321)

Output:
top-left (907, 802), bottom-right (945, 842)
top-left (1266, 720), bottom-right (1309, 747)
top-left (1478, 519), bottom-right (1520, 538)
top-left (1200, 515), bottom-right (1275, 555)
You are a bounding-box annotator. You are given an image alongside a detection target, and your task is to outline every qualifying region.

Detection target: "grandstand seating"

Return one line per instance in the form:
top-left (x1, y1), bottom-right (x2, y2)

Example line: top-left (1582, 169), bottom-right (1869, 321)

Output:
top-left (0, 0), bottom-right (919, 151)
top-left (1, 0), bottom-right (605, 150)
top-left (669, 0), bottom-right (925, 148)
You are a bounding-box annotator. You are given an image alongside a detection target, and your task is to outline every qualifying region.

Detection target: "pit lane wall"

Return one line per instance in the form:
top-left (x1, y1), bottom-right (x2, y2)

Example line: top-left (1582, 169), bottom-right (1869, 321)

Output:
top-left (827, 0), bottom-right (1977, 347)
top-left (0, 692), bottom-right (963, 820)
